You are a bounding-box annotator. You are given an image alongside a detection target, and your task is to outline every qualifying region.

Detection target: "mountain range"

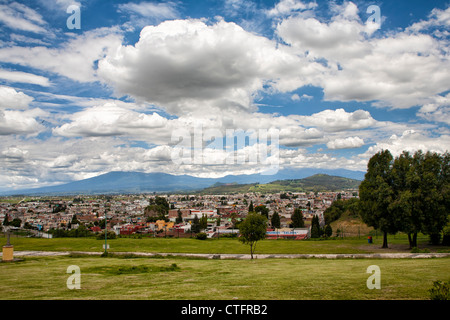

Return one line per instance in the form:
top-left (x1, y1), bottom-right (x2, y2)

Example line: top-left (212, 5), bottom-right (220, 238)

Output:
top-left (0, 168), bottom-right (366, 196)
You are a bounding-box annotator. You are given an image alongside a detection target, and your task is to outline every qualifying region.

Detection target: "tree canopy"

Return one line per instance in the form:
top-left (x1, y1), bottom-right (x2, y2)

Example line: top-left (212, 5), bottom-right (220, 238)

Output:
top-left (238, 213), bottom-right (267, 259)
top-left (359, 149), bottom-right (449, 248)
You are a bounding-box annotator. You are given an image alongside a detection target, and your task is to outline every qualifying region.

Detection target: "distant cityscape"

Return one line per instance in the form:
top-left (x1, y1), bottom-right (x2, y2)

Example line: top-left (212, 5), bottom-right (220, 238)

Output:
top-left (0, 189), bottom-right (359, 239)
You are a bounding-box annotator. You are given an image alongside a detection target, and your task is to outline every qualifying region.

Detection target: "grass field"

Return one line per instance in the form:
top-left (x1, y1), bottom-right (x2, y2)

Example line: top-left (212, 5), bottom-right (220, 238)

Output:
top-left (1, 235), bottom-right (449, 300)
top-left (1, 233), bottom-right (449, 255)
top-left (0, 254), bottom-right (449, 300)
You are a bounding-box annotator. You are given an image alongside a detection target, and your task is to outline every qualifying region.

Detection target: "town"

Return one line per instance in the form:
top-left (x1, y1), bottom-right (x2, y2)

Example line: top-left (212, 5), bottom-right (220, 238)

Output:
top-left (0, 190), bottom-right (358, 240)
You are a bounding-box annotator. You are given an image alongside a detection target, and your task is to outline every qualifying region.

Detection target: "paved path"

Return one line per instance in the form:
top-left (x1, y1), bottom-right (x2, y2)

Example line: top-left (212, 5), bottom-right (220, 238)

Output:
top-left (3, 250), bottom-right (450, 259)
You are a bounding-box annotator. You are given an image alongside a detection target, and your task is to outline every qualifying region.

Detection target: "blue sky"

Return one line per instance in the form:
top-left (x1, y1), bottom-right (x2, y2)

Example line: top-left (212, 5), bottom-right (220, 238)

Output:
top-left (0, 0), bottom-right (449, 190)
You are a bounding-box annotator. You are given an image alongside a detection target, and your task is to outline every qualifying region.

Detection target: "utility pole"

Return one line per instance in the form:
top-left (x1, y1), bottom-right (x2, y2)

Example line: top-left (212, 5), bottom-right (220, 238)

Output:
top-left (104, 214), bottom-right (108, 255)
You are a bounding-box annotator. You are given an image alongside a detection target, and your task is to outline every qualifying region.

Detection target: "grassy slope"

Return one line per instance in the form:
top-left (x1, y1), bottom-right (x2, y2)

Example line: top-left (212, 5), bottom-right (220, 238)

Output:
top-left (199, 174), bottom-right (361, 194)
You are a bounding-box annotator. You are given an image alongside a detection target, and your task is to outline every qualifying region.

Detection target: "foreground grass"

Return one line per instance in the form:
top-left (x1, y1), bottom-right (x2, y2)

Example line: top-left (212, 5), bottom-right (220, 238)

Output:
top-left (1, 233), bottom-right (448, 255)
top-left (0, 255), bottom-right (449, 300)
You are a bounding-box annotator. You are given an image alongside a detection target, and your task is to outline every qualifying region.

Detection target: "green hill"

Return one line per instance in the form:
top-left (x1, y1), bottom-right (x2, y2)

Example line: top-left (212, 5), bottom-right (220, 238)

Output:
top-left (198, 174), bottom-right (361, 194)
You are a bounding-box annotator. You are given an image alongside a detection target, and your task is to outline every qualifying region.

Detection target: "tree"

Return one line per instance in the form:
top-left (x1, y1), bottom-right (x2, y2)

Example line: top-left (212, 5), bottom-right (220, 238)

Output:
top-left (71, 214), bottom-right (79, 225)
top-left (254, 205), bottom-right (269, 219)
top-left (200, 214), bottom-right (208, 230)
top-left (271, 211), bottom-right (281, 229)
top-left (192, 215), bottom-right (201, 233)
top-left (415, 151), bottom-right (449, 244)
top-left (310, 224), bottom-right (320, 238)
top-left (389, 150), bottom-right (449, 247)
top-left (10, 218), bottom-right (22, 228)
top-left (310, 216), bottom-right (321, 238)
top-left (175, 209), bottom-right (183, 224)
top-left (389, 151), bottom-right (420, 248)
top-left (2, 213), bottom-right (9, 226)
top-left (324, 224), bottom-right (333, 237)
top-left (238, 213), bottom-right (267, 259)
top-left (291, 208), bottom-right (304, 228)
top-left (248, 201), bottom-right (254, 212)
top-left (359, 150), bottom-right (397, 248)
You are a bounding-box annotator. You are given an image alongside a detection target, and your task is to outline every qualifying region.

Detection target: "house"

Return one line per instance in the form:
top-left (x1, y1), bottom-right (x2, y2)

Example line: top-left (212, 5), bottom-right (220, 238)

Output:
top-left (266, 228), bottom-right (309, 240)
top-left (155, 220), bottom-right (174, 231)
top-left (168, 209), bottom-right (191, 220)
top-left (90, 226), bottom-right (102, 233)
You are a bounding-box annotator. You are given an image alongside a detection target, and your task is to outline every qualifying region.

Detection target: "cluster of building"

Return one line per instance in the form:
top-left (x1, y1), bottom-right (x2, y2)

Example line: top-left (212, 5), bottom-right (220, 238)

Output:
top-left (0, 190), bottom-right (358, 239)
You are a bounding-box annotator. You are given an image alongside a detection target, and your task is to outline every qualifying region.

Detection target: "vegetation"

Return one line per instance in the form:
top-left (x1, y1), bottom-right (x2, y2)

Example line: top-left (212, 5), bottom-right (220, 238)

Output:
top-left (144, 196), bottom-right (170, 220)
top-left (198, 174), bottom-right (361, 194)
top-left (254, 204), bottom-right (269, 219)
top-left (238, 213), bottom-right (268, 259)
top-left (271, 211), bottom-right (281, 229)
top-left (324, 198), bottom-right (360, 225)
top-left (96, 230), bottom-right (116, 240)
top-left (429, 280), bottom-right (450, 300)
top-left (359, 150), bottom-right (449, 248)
top-left (49, 225), bottom-right (91, 238)
top-left (195, 232), bottom-right (207, 240)
top-left (291, 208), bottom-right (305, 228)
top-left (0, 255), bottom-right (448, 300)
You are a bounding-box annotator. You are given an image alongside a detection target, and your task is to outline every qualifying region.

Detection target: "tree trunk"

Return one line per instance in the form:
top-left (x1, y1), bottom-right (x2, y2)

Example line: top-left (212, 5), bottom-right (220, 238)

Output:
top-left (382, 231), bottom-right (388, 248)
top-left (408, 233), bottom-right (418, 248)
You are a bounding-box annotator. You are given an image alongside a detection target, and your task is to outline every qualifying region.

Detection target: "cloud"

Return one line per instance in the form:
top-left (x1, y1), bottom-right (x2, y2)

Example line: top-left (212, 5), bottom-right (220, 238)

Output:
top-left (118, 1), bottom-right (180, 31)
top-left (291, 93), bottom-right (312, 101)
top-left (53, 102), bottom-right (168, 138)
top-left (362, 130), bottom-right (450, 159)
top-left (276, 2), bottom-right (450, 109)
top-left (0, 27), bottom-right (123, 82)
top-left (0, 1), bottom-right (48, 33)
top-left (327, 136), bottom-right (365, 149)
top-left (98, 19), bottom-right (306, 116)
top-left (118, 1), bottom-right (179, 19)
top-left (293, 108), bottom-right (377, 132)
top-left (0, 108), bottom-right (45, 135)
top-left (0, 86), bottom-right (34, 110)
top-left (417, 93), bottom-right (450, 125)
top-left (408, 6), bottom-right (450, 33)
top-left (266, 0), bottom-right (317, 17)
top-left (0, 69), bottom-right (51, 87)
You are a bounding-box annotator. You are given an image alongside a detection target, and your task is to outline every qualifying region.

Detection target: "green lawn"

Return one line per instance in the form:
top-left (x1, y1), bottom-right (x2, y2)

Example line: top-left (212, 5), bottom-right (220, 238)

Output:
top-left (1, 233), bottom-right (448, 255)
top-left (0, 255), bottom-right (448, 300)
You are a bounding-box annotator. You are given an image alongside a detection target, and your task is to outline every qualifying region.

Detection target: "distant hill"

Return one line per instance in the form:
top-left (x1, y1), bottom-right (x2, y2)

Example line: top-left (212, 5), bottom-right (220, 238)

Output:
top-left (199, 174), bottom-right (361, 194)
top-left (0, 168), bottom-right (365, 196)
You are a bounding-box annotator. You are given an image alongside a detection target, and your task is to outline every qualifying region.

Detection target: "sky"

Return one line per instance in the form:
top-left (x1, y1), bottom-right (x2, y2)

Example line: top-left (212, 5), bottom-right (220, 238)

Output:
top-left (0, 0), bottom-right (449, 191)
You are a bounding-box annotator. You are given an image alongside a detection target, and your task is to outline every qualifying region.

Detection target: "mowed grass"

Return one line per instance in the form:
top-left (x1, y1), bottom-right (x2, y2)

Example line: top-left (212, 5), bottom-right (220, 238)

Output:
top-left (0, 255), bottom-right (449, 300)
top-left (1, 233), bottom-right (448, 255)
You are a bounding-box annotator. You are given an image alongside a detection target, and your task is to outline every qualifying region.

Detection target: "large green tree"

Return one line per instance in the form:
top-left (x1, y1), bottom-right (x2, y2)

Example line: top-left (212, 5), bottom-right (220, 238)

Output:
top-left (238, 213), bottom-right (267, 259)
top-left (412, 151), bottom-right (449, 244)
top-left (389, 151), bottom-right (420, 248)
top-left (359, 150), bottom-right (397, 248)
top-left (360, 149), bottom-right (449, 248)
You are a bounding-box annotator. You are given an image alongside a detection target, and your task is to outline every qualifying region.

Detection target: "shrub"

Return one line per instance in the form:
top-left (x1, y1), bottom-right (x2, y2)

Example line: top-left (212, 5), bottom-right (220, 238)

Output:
top-left (196, 232), bottom-right (207, 240)
top-left (429, 281), bottom-right (450, 300)
top-left (96, 231), bottom-right (116, 240)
